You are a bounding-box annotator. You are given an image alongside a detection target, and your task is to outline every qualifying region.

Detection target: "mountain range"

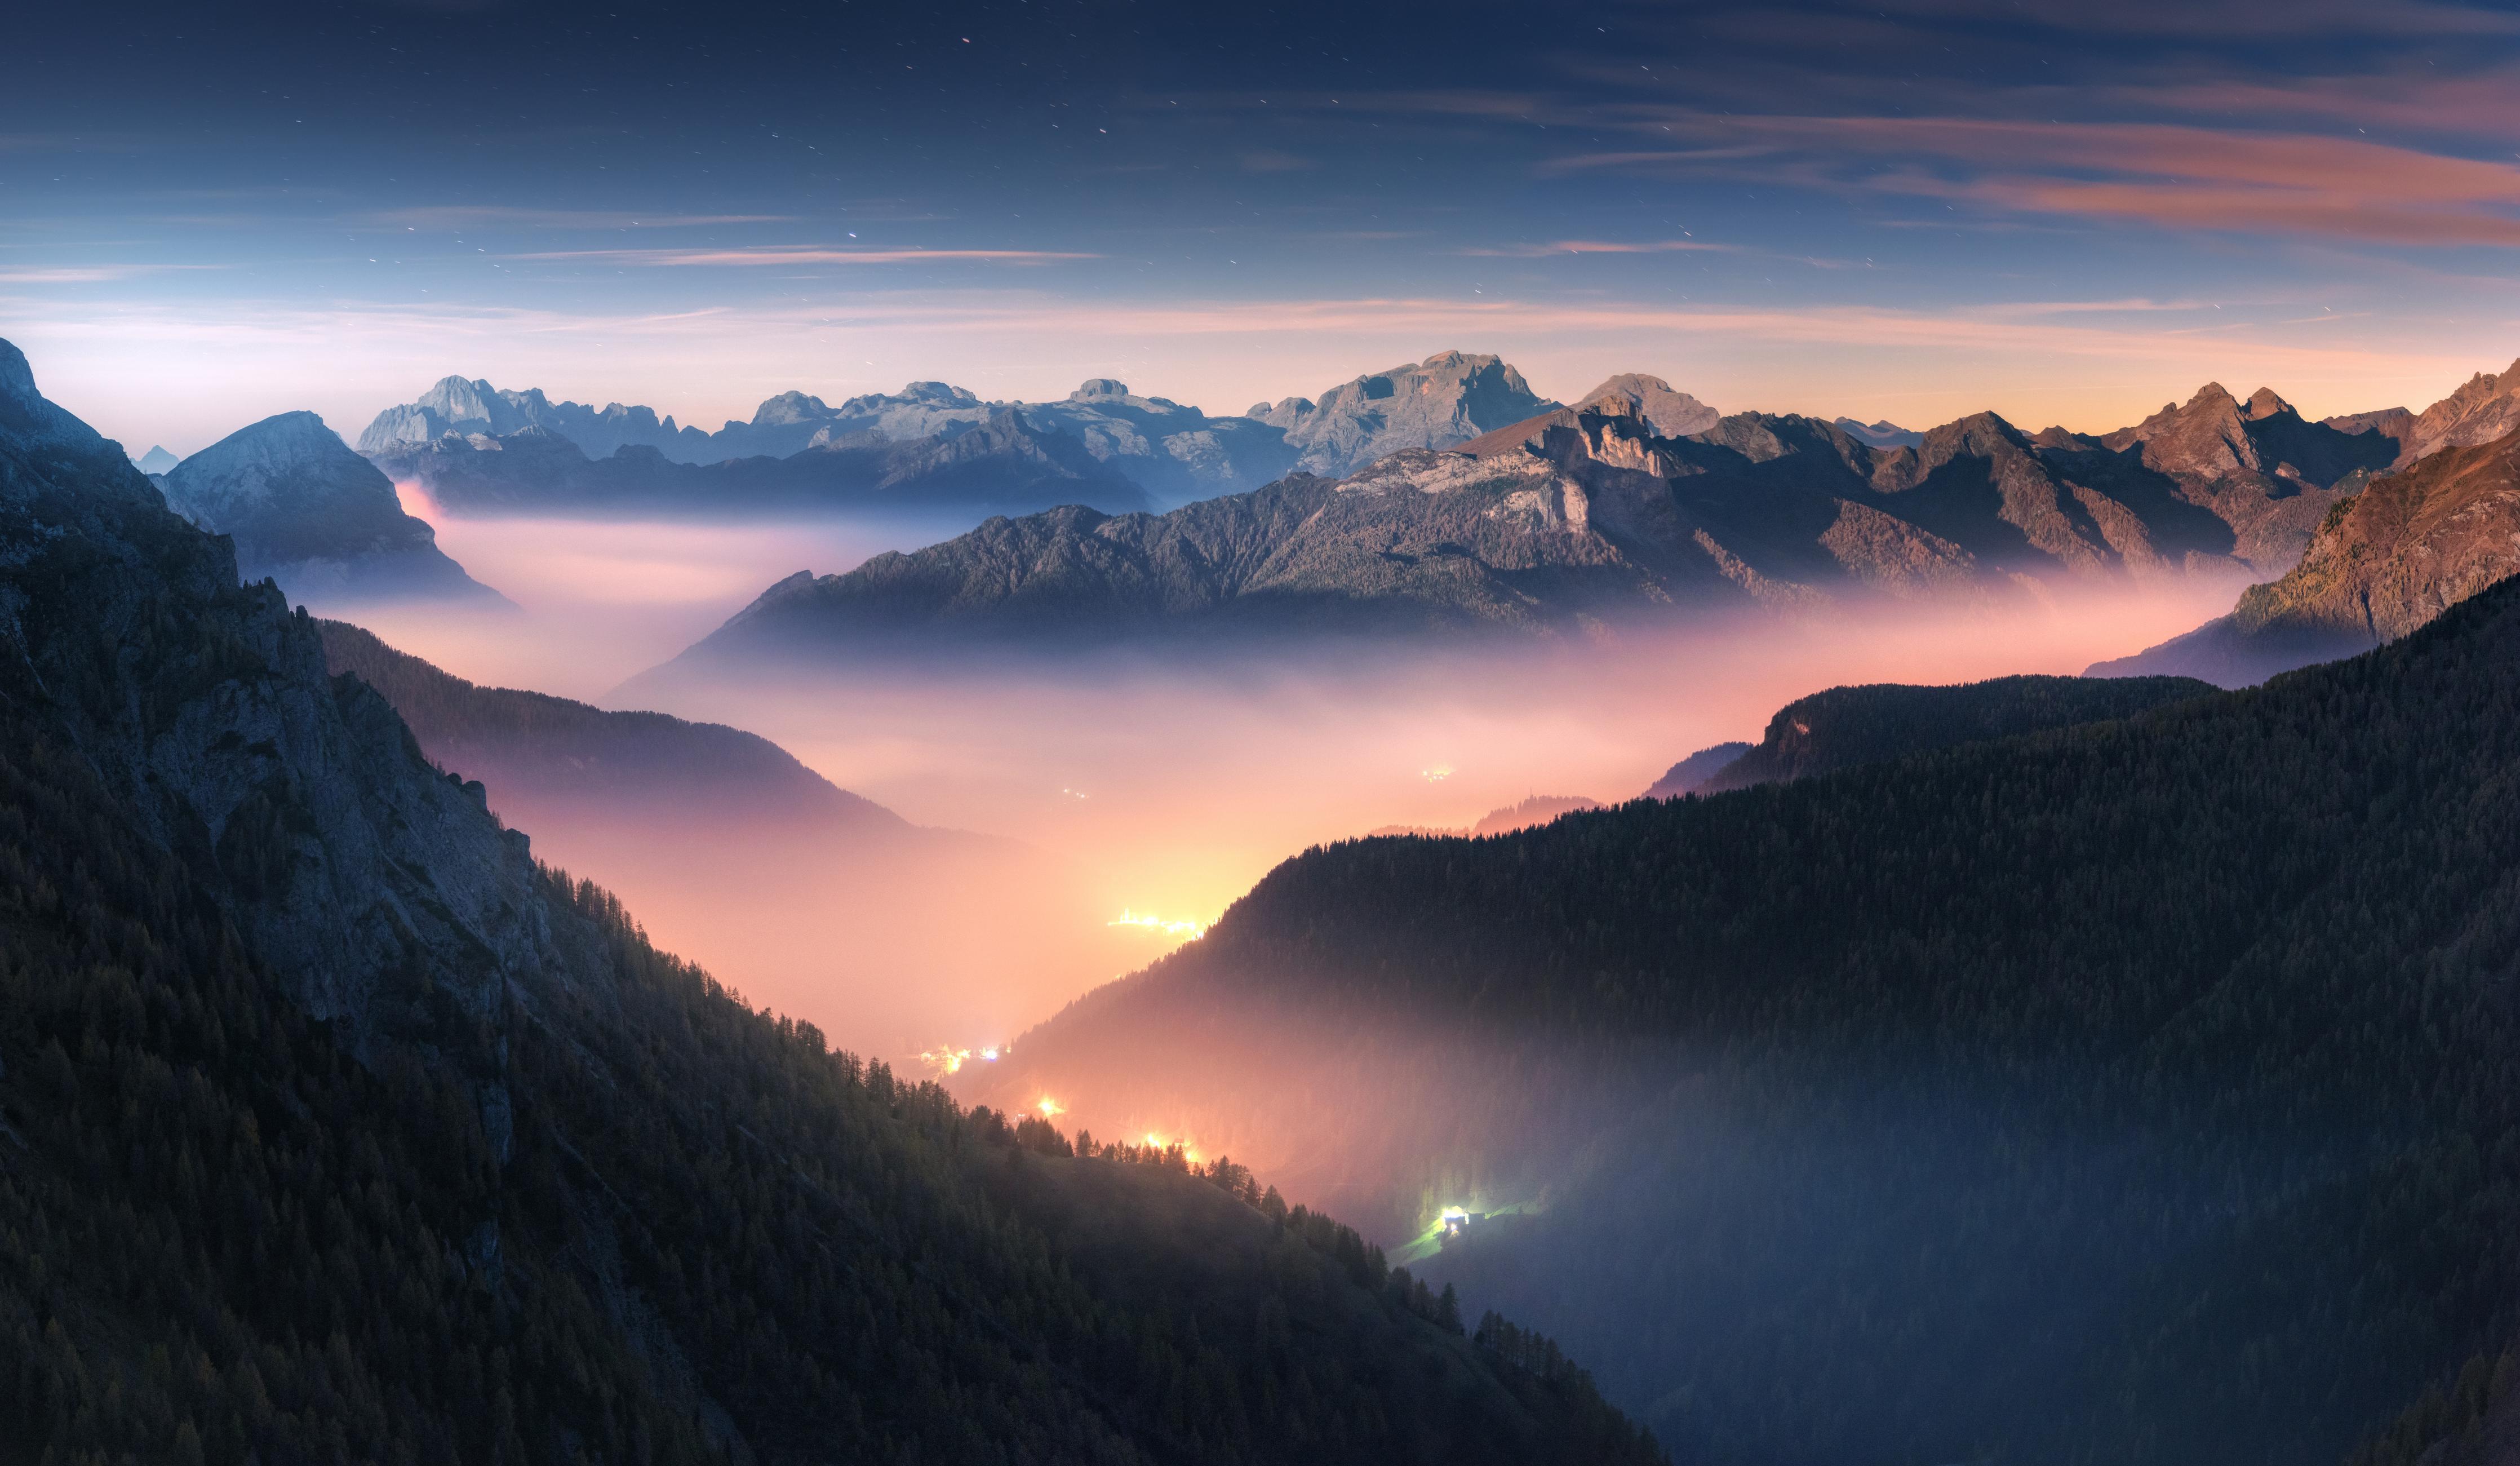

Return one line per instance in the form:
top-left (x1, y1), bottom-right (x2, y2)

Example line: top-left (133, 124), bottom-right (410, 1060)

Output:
top-left (359, 351), bottom-right (1557, 515)
top-left (2094, 422), bottom-right (2520, 685)
top-left (158, 410), bottom-right (503, 605)
top-left (961, 576), bottom-right (2520, 1465)
top-left (370, 405), bottom-right (1165, 519)
top-left (642, 375), bottom-right (2404, 674)
top-left (0, 335), bottom-right (1661, 1461)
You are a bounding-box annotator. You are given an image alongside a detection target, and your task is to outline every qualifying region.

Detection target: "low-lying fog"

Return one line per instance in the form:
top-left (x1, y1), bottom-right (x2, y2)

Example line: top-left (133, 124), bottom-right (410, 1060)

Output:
top-left (329, 492), bottom-right (2251, 1071)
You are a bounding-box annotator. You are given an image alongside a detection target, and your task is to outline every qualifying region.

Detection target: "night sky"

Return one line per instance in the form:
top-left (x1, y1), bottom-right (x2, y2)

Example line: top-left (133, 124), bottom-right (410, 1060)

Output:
top-left (10, 0), bottom-right (2519, 451)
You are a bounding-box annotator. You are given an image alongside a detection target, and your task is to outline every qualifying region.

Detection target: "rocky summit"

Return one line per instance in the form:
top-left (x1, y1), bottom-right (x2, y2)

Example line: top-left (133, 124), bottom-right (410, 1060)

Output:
top-left (1251, 351), bottom-right (1559, 476)
top-left (2093, 424), bottom-right (2520, 685)
top-left (158, 410), bottom-right (502, 605)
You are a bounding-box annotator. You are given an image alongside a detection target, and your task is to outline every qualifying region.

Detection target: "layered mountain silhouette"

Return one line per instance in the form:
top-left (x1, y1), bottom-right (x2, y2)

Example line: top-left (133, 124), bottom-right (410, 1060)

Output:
top-left (0, 338), bottom-right (1661, 1462)
top-left (371, 405), bottom-right (1163, 517)
top-left (312, 619), bottom-right (1151, 1048)
top-left (2084, 383), bottom-right (2395, 567)
top-left (2361, 356), bottom-right (2520, 467)
top-left (131, 442), bottom-right (178, 474)
top-left (1641, 741), bottom-right (1753, 798)
top-left (158, 410), bottom-right (503, 605)
top-left (2093, 425), bottom-right (2520, 685)
top-left (357, 352), bottom-right (1559, 515)
top-left (1366, 793), bottom-right (1604, 840)
top-left (648, 383), bottom-right (2398, 673)
top-left (964, 579), bottom-right (2520, 1465)
top-left (1831, 417), bottom-right (1924, 449)
top-left (357, 374), bottom-right (700, 460)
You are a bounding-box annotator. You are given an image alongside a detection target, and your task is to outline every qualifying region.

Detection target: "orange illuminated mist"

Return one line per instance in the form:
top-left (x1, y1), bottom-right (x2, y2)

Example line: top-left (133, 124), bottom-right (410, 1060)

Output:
top-left (323, 494), bottom-right (2243, 1077)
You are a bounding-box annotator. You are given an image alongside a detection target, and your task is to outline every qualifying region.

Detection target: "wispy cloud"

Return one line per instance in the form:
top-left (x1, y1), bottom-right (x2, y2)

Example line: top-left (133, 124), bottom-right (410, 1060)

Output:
top-left (1543, 113), bottom-right (2520, 247)
top-left (0, 264), bottom-right (222, 284)
top-left (1462, 238), bottom-right (1743, 258)
top-left (505, 246), bottom-right (1100, 267)
top-left (357, 207), bottom-right (798, 231)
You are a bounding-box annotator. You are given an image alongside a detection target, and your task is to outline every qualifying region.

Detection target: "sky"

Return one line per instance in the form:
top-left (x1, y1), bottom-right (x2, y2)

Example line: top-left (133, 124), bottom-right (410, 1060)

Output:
top-left (8, 0), bottom-right (2520, 454)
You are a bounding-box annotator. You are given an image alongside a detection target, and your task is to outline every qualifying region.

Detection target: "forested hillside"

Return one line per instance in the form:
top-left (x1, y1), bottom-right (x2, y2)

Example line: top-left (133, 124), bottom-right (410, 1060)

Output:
top-left (0, 336), bottom-right (1657, 1464)
top-left (982, 577), bottom-right (2520, 1465)
top-left (316, 619), bottom-right (899, 827)
top-left (1689, 672), bottom-right (2215, 792)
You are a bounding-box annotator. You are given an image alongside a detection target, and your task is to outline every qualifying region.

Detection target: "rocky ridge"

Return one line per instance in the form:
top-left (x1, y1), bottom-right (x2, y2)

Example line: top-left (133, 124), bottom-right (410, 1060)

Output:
top-left (161, 410), bottom-right (502, 604)
top-left (2091, 426), bottom-right (2520, 685)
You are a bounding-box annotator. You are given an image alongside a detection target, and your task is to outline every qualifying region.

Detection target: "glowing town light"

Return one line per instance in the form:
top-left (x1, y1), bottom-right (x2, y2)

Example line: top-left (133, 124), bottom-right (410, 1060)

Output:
top-left (1036, 1097), bottom-right (1064, 1118)
top-left (981, 1047), bottom-right (1002, 1061)
top-left (1108, 909), bottom-right (1209, 940)
top-left (1421, 764), bottom-right (1454, 782)
top-left (920, 1046), bottom-right (973, 1078)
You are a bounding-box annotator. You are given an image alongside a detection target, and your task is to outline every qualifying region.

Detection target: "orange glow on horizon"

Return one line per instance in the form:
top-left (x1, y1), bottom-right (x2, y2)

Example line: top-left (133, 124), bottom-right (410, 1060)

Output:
top-left (1109, 909), bottom-right (1209, 940)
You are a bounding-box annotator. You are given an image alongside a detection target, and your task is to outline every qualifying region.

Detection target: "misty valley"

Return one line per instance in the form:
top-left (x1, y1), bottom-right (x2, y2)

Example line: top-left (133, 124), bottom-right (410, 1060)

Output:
top-left (8, 315), bottom-right (2520, 1466)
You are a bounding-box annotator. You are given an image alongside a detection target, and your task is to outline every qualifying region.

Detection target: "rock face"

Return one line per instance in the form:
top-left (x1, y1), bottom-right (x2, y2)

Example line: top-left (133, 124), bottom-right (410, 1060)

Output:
top-left (2396, 357), bottom-right (2520, 466)
top-left (2322, 406), bottom-right (2417, 446)
top-left (0, 341), bottom-right (551, 1072)
top-left (2094, 382), bottom-right (2397, 570)
top-left (356, 374), bottom-right (699, 460)
top-left (659, 449), bottom-right (1674, 665)
top-left (1579, 374), bottom-right (1720, 437)
top-left (651, 395), bottom-right (2350, 670)
top-left (159, 411), bottom-right (502, 604)
top-left (1253, 351), bottom-right (1559, 476)
top-left (2092, 427), bottom-right (2520, 686)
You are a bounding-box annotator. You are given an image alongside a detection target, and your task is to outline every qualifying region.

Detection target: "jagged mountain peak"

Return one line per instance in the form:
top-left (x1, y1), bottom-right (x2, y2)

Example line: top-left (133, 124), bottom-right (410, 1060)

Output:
top-left (162, 411), bottom-right (360, 504)
top-left (0, 337), bottom-right (40, 410)
top-left (1578, 373), bottom-right (1721, 438)
top-left (162, 408), bottom-right (502, 604)
top-left (2184, 381), bottom-right (2243, 413)
top-left (750, 389), bottom-right (836, 426)
top-left (1070, 377), bottom-right (1132, 400)
top-left (2244, 386), bottom-right (2295, 420)
top-left (2399, 356), bottom-right (2520, 464)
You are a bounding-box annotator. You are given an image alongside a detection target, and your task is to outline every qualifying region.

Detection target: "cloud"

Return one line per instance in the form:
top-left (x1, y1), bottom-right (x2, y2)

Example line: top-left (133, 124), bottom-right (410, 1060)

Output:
top-left (1839, 0), bottom-right (2520, 38)
top-left (1545, 113), bottom-right (2520, 247)
top-left (1462, 238), bottom-right (1745, 258)
top-left (356, 207), bottom-right (799, 231)
top-left (505, 246), bottom-right (1101, 267)
top-left (0, 264), bottom-right (221, 283)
